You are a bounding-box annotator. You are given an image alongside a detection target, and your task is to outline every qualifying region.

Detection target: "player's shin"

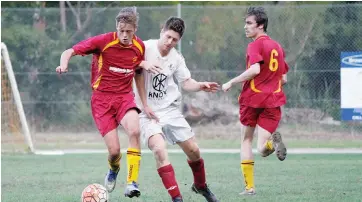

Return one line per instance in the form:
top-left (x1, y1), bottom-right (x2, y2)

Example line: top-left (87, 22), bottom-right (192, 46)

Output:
top-left (126, 148), bottom-right (141, 184)
top-left (256, 126), bottom-right (275, 157)
top-left (259, 139), bottom-right (275, 157)
top-left (158, 164), bottom-right (182, 199)
top-left (241, 160), bottom-right (255, 190)
top-left (188, 158), bottom-right (206, 189)
top-left (241, 140), bottom-right (254, 190)
top-left (108, 153), bottom-right (122, 172)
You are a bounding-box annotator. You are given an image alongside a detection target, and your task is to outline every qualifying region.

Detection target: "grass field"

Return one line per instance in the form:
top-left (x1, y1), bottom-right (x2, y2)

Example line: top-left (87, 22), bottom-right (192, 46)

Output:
top-left (2, 131), bottom-right (362, 152)
top-left (2, 153), bottom-right (362, 202)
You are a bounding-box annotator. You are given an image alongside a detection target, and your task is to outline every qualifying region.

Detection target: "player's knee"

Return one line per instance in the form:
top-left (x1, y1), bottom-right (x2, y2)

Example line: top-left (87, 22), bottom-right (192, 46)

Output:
top-left (242, 134), bottom-right (253, 142)
top-left (109, 147), bottom-right (121, 158)
top-left (151, 145), bottom-right (167, 161)
top-left (187, 147), bottom-right (200, 159)
top-left (127, 127), bottom-right (140, 138)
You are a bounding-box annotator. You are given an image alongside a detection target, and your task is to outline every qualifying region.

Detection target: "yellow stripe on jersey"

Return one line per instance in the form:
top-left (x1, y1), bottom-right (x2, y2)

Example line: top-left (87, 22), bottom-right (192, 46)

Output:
top-left (250, 79), bottom-right (262, 93)
top-left (273, 80), bottom-right (281, 93)
top-left (94, 37), bottom-right (120, 90)
top-left (132, 39), bottom-right (144, 55)
top-left (102, 39), bottom-right (120, 52)
top-left (98, 55), bottom-right (103, 72)
top-left (93, 75), bottom-right (102, 90)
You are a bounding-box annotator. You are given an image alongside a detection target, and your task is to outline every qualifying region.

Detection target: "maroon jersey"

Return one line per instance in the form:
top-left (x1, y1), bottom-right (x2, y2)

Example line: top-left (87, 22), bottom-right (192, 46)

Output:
top-left (73, 32), bottom-right (145, 93)
top-left (239, 35), bottom-right (289, 108)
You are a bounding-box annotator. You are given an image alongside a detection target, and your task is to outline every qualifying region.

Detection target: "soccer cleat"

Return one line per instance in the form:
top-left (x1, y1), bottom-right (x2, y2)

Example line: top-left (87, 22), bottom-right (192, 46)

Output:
top-left (260, 147), bottom-right (275, 157)
top-left (104, 169), bottom-right (119, 193)
top-left (172, 196), bottom-right (183, 202)
top-left (272, 132), bottom-right (287, 161)
top-left (239, 188), bottom-right (256, 195)
top-left (124, 181), bottom-right (141, 198)
top-left (191, 184), bottom-right (220, 202)
top-left (260, 137), bottom-right (275, 157)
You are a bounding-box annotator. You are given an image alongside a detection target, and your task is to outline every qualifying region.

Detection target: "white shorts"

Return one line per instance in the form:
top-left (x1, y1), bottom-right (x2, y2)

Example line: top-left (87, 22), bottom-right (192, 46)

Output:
top-left (139, 107), bottom-right (194, 146)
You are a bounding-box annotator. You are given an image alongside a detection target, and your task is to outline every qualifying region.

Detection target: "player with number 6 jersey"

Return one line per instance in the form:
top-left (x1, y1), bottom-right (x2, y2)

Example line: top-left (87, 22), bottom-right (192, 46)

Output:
top-left (222, 7), bottom-right (289, 195)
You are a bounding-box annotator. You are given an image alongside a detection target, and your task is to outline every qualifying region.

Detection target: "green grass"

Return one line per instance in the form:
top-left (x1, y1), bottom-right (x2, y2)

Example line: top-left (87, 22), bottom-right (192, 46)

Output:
top-left (3, 138), bottom-right (361, 152)
top-left (2, 153), bottom-right (362, 202)
top-left (196, 139), bottom-right (362, 149)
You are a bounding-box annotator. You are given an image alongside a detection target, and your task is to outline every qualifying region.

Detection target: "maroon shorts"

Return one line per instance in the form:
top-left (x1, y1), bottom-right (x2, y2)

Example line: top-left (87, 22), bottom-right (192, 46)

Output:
top-left (239, 105), bottom-right (281, 134)
top-left (91, 91), bottom-right (140, 136)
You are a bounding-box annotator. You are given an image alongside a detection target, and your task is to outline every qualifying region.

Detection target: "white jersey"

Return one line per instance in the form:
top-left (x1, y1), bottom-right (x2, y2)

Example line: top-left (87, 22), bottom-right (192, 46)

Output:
top-left (134, 39), bottom-right (191, 115)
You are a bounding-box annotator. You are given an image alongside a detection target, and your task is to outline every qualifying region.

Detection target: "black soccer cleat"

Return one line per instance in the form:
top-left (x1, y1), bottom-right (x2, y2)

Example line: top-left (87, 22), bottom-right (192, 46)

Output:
top-left (172, 196), bottom-right (183, 202)
top-left (191, 184), bottom-right (220, 202)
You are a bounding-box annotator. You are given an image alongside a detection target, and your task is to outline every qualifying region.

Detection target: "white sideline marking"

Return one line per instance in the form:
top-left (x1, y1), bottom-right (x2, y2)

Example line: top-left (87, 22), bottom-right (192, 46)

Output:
top-left (34, 148), bottom-right (362, 155)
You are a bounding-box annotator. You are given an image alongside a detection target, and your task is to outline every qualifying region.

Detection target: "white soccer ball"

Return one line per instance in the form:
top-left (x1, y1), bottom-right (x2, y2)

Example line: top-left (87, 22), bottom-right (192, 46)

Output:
top-left (81, 183), bottom-right (109, 202)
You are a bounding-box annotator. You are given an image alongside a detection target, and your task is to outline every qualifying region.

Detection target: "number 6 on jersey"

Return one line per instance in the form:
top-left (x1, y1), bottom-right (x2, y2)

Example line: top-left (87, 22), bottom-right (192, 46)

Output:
top-left (269, 49), bottom-right (278, 72)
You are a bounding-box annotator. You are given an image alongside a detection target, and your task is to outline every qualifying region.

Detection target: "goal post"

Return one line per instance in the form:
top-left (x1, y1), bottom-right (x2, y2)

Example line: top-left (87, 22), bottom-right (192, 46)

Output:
top-left (1, 42), bottom-right (34, 153)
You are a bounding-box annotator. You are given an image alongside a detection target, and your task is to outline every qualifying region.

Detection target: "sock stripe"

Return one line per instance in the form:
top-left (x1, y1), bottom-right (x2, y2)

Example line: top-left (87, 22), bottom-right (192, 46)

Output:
top-left (127, 151), bottom-right (141, 154)
top-left (108, 154), bottom-right (122, 172)
top-left (241, 162), bottom-right (254, 165)
top-left (108, 154), bottom-right (122, 163)
top-left (127, 151), bottom-right (141, 156)
top-left (127, 148), bottom-right (141, 152)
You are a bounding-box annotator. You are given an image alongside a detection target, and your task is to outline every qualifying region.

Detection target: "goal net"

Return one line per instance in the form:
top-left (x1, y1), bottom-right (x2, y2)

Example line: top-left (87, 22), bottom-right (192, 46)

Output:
top-left (1, 42), bottom-right (34, 153)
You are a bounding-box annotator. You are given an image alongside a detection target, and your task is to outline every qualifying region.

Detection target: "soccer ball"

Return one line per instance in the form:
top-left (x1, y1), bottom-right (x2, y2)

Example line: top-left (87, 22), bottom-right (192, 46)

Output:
top-left (81, 183), bottom-right (109, 202)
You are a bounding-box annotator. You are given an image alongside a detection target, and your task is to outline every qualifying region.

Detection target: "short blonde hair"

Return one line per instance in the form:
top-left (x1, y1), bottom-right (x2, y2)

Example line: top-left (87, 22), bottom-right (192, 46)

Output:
top-left (115, 7), bottom-right (139, 28)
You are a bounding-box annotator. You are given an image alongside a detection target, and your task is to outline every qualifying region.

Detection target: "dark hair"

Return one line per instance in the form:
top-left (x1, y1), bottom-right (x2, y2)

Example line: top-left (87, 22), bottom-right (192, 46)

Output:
top-left (246, 7), bottom-right (268, 32)
top-left (115, 7), bottom-right (139, 27)
top-left (163, 17), bottom-right (185, 37)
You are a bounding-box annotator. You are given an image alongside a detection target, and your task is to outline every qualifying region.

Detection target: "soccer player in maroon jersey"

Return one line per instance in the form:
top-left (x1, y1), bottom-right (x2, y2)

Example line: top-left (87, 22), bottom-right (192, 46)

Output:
top-left (55, 7), bottom-right (160, 198)
top-left (222, 7), bottom-right (288, 195)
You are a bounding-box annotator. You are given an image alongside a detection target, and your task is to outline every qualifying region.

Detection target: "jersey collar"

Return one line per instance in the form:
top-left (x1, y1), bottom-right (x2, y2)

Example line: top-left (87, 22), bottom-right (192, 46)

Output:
top-left (255, 35), bottom-right (270, 41)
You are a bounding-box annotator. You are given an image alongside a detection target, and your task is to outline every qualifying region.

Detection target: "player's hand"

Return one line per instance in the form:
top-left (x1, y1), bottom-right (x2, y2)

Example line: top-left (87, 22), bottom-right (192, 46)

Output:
top-left (199, 82), bottom-right (220, 93)
top-left (144, 105), bottom-right (159, 122)
top-left (56, 65), bottom-right (68, 74)
top-left (222, 82), bottom-right (233, 92)
top-left (141, 61), bottom-right (162, 74)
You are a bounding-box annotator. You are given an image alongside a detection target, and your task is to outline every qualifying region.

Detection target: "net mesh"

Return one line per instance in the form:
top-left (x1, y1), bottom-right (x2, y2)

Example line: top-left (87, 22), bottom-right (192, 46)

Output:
top-left (1, 56), bottom-right (28, 152)
top-left (1, 4), bottom-right (361, 152)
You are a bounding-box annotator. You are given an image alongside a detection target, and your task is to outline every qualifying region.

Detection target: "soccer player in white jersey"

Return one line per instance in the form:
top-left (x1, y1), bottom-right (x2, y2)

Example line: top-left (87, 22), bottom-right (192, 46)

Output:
top-left (134, 17), bottom-right (220, 202)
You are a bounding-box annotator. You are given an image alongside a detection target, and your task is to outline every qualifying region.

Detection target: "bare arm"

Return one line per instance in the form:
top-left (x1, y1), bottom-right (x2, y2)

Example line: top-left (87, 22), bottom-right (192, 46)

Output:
top-left (134, 71), bottom-right (147, 107)
top-left (182, 78), bottom-right (201, 92)
top-left (227, 63), bottom-right (260, 86)
top-left (56, 48), bottom-right (76, 74)
top-left (182, 78), bottom-right (219, 93)
top-left (282, 74), bottom-right (287, 85)
top-left (222, 63), bottom-right (260, 92)
top-left (134, 71), bottom-right (159, 121)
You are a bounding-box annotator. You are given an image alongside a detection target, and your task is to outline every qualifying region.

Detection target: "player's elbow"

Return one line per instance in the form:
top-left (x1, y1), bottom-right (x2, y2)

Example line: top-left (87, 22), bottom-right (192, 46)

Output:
top-left (282, 78), bottom-right (287, 85)
top-left (254, 67), bottom-right (260, 75)
top-left (250, 64), bottom-right (260, 75)
top-left (282, 74), bottom-right (287, 85)
top-left (181, 78), bottom-right (192, 91)
top-left (63, 48), bottom-right (76, 57)
top-left (67, 48), bottom-right (75, 54)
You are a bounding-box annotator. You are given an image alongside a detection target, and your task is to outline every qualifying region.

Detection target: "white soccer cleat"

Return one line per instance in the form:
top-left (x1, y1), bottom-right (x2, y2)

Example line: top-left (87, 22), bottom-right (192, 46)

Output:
top-left (124, 181), bottom-right (141, 198)
top-left (104, 169), bottom-right (118, 193)
top-left (272, 132), bottom-right (287, 161)
top-left (239, 188), bottom-right (256, 196)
